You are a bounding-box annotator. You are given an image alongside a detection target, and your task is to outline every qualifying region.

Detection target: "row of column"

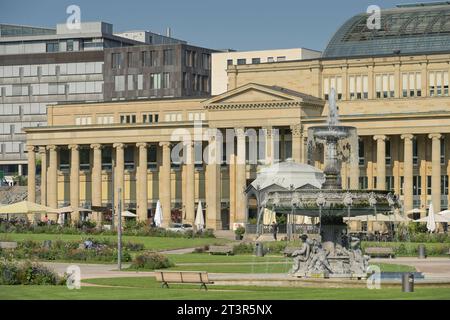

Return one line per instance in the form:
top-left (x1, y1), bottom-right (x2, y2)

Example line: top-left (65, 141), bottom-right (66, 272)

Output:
top-left (27, 140), bottom-right (221, 227)
top-left (374, 134), bottom-right (444, 213)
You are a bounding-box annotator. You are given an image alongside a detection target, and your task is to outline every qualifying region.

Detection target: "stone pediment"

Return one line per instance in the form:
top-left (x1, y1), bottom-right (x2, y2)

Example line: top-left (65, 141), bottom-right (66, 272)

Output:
top-left (203, 83), bottom-right (324, 110)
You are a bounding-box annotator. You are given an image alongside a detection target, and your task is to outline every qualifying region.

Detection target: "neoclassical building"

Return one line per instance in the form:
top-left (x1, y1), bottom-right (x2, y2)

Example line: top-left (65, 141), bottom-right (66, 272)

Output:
top-left (25, 3), bottom-right (450, 229)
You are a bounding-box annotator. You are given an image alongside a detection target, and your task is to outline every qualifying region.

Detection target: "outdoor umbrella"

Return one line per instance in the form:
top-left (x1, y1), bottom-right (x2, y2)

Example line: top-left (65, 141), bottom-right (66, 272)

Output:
top-left (122, 211), bottom-right (137, 218)
top-left (195, 201), bottom-right (205, 231)
top-left (415, 214), bottom-right (449, 223)
top-left (407, 208), bottom-right (425, 214)
top-left (0, 201), bottom-right (53, 214)
top-left (438, 210), bottom-right (450, 221)
top-left (427, 203), bottom-right (437, 233)
top-left (154, 200), bottom-right (163, 227)
top-left (48, 206), bottom-right (92, 214)
top-left (263, 208), bottom-right (277, 225)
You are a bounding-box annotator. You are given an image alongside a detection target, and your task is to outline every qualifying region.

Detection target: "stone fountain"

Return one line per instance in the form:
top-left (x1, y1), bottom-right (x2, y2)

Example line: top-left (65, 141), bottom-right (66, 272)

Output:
top-left (259, 89), bottom-right (401, 279)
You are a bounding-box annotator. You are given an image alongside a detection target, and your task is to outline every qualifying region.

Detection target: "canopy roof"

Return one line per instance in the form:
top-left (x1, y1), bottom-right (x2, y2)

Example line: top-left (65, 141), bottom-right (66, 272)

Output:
top-left (249, 159), bottom-right (325, 192)
top-left (0, 201), bottom-right (53, 214)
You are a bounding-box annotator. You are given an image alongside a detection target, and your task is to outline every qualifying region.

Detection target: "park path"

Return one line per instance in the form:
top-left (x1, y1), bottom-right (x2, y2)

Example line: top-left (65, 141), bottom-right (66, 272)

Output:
top-left (371, 257), bottom-right (450, 278)
top-left (41, 262), bottom-right (155, 280)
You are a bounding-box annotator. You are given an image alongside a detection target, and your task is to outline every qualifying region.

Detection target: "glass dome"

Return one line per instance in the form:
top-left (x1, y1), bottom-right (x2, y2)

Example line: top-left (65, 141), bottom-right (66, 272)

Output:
top-left (323, 3), bottom-right (450, 58)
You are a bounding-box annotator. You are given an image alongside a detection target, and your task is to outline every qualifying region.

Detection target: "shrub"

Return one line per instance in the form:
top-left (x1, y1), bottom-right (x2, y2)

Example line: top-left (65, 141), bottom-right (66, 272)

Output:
top-left (129, 252), bottom-right (174, 270)
top-left (0, 260), bottom-right (65, 285)
top-left (235, 226), bottom-right (246, 237)
top-left (232, 242), bottom-right (254, 254)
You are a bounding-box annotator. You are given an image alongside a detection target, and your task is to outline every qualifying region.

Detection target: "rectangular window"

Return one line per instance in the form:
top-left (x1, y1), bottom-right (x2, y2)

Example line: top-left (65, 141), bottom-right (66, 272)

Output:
top-left (375, 74), bottom-right (395, 99)
top-left (127, 52), bottom-right (133, 67)
top-left (147, 144), bottom-right (158, 169)
top-left (150, 73), bottom-right (161, 89)
top-left (267, 57), bottom-right (274, 63)
top-left (441, 175), bottom-right (449, 195)
top-left (137, 74), bottom-right (143, 90)
top-left (111, 53), bottom-right (122, 69)
top-left (324, 76), bottom-right (342, 100)
top-left (376, 75), bottom-right (382, 98)
top-left (237, 58), bottom-right (246, 65)
top-left (358, 139), bottom-right (365, 166)
top-left (67, 40), bottom-right (74, 51)
top-left (441, 138), bottom-right (445, 165)
top-left (114, 75), bottom-right (125, 92)
top-left (163, 49), bottom-right (174, 65)
top-left (141, 51), bottom-right (149, 67)
top-left (427, 176), bottom-right (432, 195)
top-left (120, 114), bottom-right (136, 124)
top-left (46, 42), bottom-right (59, 52)
top-left (162, 72), bottom-right (170, 89)
top-left (124, 146), bottom-right (135, 170)
top-left (385, 139), bottom-right (391, 165)
top-left (430, 72), bottom-right (435, 96)
top-left (252, 58), bottom-right (261, 64)
top-left (127, 75), bottom-right (134, 90)
top-left (202, 53), bottom-right (210, 69)
top-left (277, 56), bottom-right (286, 62)
top-left (227, 59), bottom-right (233, 66)
top-left (414, 176), bottom-right (422, 196)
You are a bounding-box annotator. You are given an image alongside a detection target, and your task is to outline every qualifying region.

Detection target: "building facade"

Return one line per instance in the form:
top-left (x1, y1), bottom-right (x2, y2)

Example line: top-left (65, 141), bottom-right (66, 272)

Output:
top-left (25, 3), bottom-right (450, 229)
top-left (103, 44), bottom-right (215, 101)
top-left (211, 48), bottom-right (321, 95)
top-left (0, 22), bottom-right (200, 176)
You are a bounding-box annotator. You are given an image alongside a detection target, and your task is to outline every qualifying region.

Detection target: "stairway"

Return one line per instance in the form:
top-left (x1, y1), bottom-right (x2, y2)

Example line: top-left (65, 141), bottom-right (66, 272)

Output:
top-left (214, 230), bottom-right (237, 240)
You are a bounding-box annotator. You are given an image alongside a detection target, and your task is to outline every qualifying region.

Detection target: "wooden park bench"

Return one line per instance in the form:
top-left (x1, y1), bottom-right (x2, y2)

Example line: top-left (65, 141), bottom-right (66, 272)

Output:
top-left (0, 241), bottom-right (17, 249)
top-left (364, 247), bottom-right (395, 258)
top-left (154, 271), bottom-right (213, 290)
top-left (207, 245), bottom-right (234, 256)
top-left (283, 247), bottom-right (297, 257)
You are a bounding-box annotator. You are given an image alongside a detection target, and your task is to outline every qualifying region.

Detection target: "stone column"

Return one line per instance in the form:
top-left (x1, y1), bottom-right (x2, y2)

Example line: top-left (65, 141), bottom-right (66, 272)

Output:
top-left (429, 133), bottom-right (442, 213)
top-left (264, 126), bottom-right (273, 165)
top-left (206, 133), bottom-right (221, 230)
top-left (184, 141), bottom-right (195, 225)
top-left (235, 128), bottom-right (247, 223)
top-left (69, 144), bottom-right (80, 222)
top-left (401, 134), bottom-right (414, 213)
top-left (349, 137), bottom-right (360, 189)
top-left (374, 135), bottom-right (386, 190)
top-left (47, 145), bottom-right (58, 220)
top-left (291, 124), bottom-right (302, 163)
top-left (27, 146), bottom-right (36, 203)
top-left (136, 142), bottom-right (148, 222)
top-left (229, 153), bottom-right (236, 226)
top-left (91, 144), bottom-right (102, 223)
top-left (113, 143), bottom-right (124, 226)
top-left (159, 142), bottom-right (171, 227)
top-left (39, 147), bottom-right (47, 206)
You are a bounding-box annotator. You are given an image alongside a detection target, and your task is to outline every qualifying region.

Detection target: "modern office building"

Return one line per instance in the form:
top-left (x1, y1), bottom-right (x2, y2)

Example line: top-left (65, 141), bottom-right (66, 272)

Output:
top-left (0, 22), bottom-right (191, 176)
top-left (211, 48), bottom-right (321, 95)
top-left (25, 2), bottom-right (450, 230)
top-left (103, 44), bottom-right (215, 101)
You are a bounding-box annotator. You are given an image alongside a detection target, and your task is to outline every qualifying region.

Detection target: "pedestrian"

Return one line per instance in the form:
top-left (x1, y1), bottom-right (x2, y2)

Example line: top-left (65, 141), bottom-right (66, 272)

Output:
top-left (272, 221), bottom-right (278, 241)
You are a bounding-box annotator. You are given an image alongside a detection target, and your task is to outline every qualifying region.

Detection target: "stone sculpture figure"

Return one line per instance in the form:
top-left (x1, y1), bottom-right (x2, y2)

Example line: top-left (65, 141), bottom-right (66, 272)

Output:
top-left (290, 234), bottom-right (311, 274)
top-left (306, 241), bottom-right (333, 274)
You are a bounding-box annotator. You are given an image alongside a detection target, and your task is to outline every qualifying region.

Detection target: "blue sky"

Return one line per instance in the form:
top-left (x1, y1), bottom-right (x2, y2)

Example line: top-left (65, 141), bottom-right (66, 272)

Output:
top-left (0, 0), bottom-right (436, 51)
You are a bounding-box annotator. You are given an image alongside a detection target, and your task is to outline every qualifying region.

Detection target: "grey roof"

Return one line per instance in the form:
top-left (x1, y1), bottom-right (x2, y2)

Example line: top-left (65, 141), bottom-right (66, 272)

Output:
top-left (323, 3), bottom-right (450, 58)
top-left (249, 159), bottom-right (325, 191)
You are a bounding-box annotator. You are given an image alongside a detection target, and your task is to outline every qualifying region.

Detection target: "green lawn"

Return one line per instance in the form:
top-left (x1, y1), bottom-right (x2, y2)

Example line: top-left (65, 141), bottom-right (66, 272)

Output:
top-left (0, 233), bottom-right (229, 251)
top-left (0, 276), bottom-right (448, 300)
